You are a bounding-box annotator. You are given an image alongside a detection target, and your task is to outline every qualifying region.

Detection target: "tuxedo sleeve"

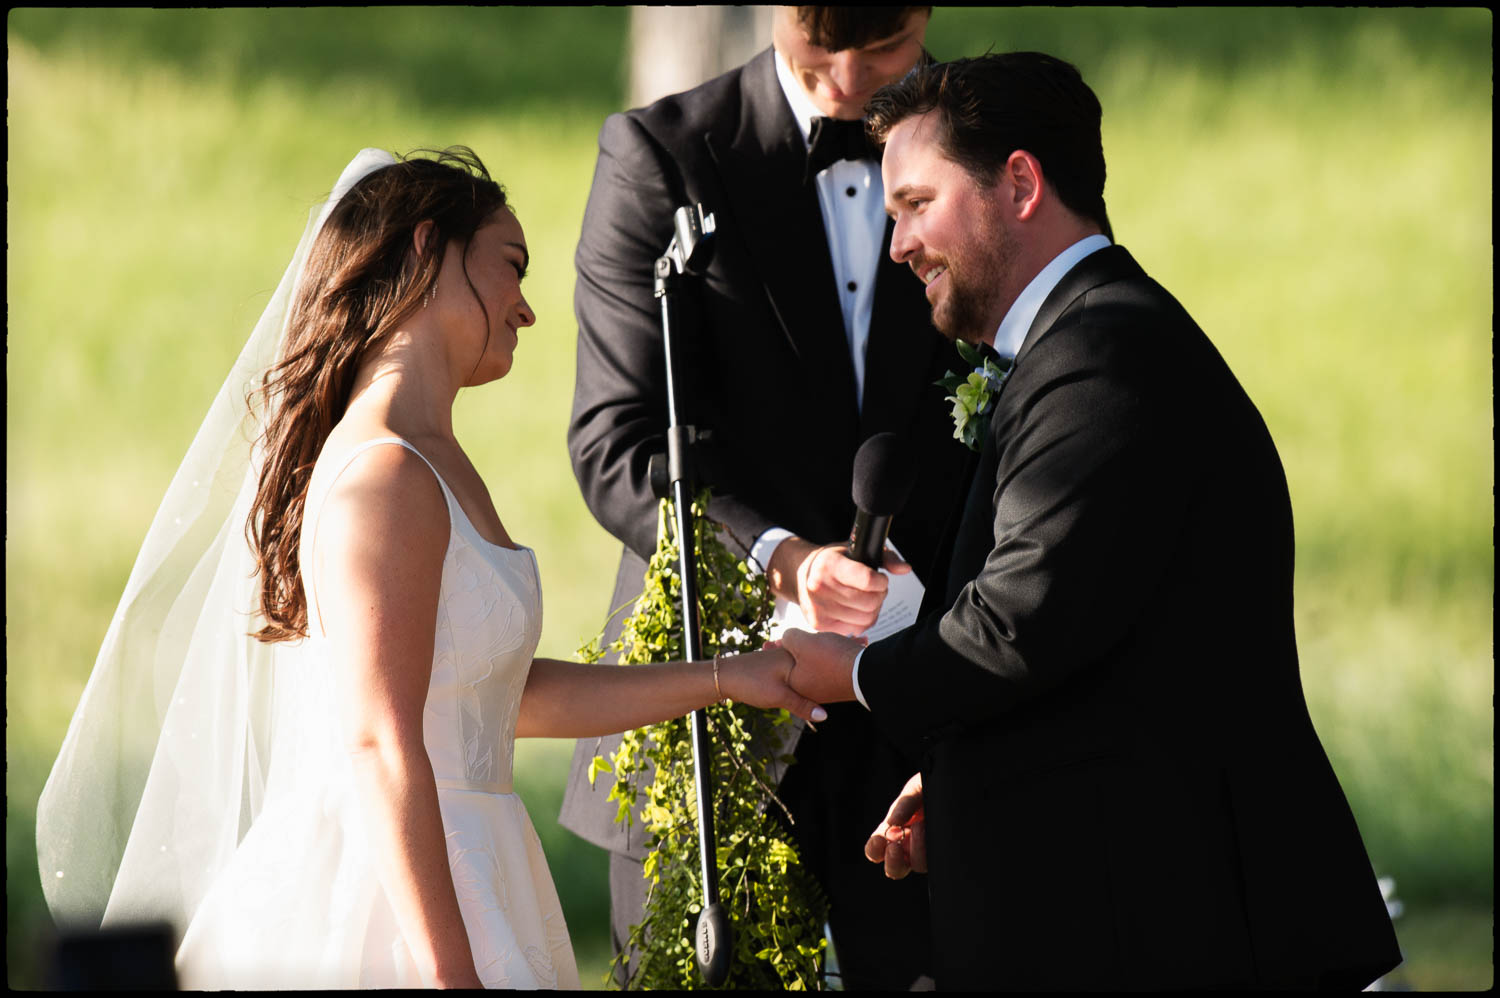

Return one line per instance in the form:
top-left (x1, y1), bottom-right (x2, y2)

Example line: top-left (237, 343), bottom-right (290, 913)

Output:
top-left (857, 302), bottom-right (1194, 752)
top-left (568, 112), bottom-right (681, 562)
top-left (569, 112), bottom-right (779, 563)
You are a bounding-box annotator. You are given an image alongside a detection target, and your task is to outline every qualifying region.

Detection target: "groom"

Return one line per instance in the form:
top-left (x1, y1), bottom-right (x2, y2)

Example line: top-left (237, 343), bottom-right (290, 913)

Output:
top-left (782, 52), bottom-right (1404, 989)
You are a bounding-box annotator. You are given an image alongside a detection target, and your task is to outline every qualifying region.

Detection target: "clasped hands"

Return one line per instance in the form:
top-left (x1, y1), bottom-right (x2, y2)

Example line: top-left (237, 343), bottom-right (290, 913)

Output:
top-left (707, 637), bottom-right (928, 880)
top-left (722, 540), bottom-right (889, 719)
top-left (707, 540), bottom-right (892, 733)
top-left (712, 540), bottom-right (893, 721)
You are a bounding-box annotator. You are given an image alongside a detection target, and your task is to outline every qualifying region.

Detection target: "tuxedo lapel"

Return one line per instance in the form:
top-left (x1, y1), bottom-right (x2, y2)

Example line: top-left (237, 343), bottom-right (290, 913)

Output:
top-left (704, 49), bottom-right (858, 426)
top-left (924, 247), bottom-right (1134, 606)
top-left (937, 245), bottom-right (1143, 606)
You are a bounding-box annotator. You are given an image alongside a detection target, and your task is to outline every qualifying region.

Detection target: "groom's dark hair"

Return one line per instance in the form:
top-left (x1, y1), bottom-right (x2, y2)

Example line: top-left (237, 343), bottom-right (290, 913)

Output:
top-left (866, 52), bottom-right (1113, 240)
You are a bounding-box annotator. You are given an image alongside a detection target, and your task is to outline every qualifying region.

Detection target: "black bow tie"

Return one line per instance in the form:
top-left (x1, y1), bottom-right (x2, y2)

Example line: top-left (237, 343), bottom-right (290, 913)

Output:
top-left (804, 116), bottom-right (875, 185)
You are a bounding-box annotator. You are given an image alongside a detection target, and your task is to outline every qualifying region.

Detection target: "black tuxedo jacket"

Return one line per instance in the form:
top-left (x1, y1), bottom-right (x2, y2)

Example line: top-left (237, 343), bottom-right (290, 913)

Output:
top-left (558, 48), bottom-right (973, 981)
top-left (859, 245), bottom-right (1402, 989)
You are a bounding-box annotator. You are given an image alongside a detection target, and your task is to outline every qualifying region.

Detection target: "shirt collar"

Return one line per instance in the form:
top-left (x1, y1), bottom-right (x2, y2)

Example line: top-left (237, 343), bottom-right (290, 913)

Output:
top-left (991, 234), bottom-right (1113, 360)
top-left (774, 48), bottom-right (822, 148)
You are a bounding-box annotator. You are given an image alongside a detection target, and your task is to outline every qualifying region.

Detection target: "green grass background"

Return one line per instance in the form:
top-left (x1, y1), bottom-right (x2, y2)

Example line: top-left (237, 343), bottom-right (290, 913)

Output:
top-left (7, 7), bottom-right (1492, 990)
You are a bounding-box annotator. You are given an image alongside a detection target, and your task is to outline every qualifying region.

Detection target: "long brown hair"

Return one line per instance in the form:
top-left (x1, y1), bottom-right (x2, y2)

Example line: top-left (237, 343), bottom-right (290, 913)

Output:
top-left (248, 146), bottom-right (508, 643)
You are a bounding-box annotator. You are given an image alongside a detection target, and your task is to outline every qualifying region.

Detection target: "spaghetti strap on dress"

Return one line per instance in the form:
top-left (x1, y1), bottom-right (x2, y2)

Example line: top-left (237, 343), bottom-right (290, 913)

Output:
top-left (175, 436), bottom-right (579, 988)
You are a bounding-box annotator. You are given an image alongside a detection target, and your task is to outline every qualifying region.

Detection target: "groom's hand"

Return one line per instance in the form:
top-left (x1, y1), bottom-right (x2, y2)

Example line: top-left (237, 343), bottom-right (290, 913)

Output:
top-left (778, 628), bottom-right (861, 703)
top-left (768, 537), bottom-right (911, 636)
top-left (865, 773), bottom-right (926, 879)
top-left (719, 647), bottom-right (828, 726)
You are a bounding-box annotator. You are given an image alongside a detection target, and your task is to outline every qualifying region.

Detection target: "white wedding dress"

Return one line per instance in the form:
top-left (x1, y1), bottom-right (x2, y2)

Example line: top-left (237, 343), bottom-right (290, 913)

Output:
top-left (174, 437), bottom-right (580, 989)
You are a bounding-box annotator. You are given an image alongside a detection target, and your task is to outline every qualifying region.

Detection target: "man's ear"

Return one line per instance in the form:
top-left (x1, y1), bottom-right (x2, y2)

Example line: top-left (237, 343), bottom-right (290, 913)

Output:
top-left (1004, 150), bottom-right (1046, 222)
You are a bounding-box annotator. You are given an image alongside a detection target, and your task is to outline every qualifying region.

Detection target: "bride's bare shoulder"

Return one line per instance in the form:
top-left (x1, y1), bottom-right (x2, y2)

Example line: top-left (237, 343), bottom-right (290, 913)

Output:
top-left (302, 426), bottom-right (449, 562)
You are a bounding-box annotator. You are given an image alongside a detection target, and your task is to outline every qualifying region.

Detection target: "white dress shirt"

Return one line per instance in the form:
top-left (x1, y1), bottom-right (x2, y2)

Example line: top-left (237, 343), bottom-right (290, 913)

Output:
top-left (747, 51), bottom-right (890, 577)
top-left (849, 233), bottom-right (1113, 707)
top-left (991, 234), bottom-right (1112, 361)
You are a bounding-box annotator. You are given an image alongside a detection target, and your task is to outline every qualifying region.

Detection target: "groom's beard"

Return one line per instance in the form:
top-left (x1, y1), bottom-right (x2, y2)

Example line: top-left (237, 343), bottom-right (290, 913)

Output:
top-left (921, 230), bottom-right (1017, 347)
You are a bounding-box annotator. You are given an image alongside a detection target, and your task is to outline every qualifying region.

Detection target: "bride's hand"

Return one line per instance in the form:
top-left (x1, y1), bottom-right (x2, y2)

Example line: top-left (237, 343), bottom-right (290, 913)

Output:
top-left (717, 648), bottom-right (828, 725)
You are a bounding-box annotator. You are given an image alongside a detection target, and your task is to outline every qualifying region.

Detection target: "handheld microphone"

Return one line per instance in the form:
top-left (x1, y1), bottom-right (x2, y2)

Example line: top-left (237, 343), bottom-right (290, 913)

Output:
top-left (848, 433), bottom-right (917, 568)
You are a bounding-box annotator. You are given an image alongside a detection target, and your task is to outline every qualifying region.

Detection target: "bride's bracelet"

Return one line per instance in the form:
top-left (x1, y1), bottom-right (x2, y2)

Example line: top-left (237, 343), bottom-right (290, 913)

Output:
top-left (711, 653), bottom-right (727, 703)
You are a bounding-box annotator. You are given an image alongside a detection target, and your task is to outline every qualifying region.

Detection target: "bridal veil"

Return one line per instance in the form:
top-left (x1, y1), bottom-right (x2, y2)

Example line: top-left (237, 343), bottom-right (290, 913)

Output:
top-left (36, 148), bottom-right (399, 937)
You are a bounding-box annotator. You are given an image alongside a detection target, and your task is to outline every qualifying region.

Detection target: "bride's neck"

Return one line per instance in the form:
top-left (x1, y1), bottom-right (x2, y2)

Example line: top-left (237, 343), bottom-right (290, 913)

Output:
top-left (345, 328), bottom-right (459, 440)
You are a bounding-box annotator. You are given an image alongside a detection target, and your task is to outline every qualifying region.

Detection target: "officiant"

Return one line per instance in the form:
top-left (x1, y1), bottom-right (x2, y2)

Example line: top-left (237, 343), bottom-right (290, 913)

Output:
top-left (559, 6), bottom-right (973, 989)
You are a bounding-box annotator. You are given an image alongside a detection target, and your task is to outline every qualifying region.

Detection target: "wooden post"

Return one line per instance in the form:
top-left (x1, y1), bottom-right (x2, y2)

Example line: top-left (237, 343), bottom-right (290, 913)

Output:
top-left (629, 6), bottom-right (772, 109)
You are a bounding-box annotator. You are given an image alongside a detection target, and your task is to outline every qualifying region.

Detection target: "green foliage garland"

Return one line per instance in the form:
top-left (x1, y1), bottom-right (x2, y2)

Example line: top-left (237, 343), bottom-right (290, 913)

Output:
top-left (577, 492), bottom-right (829, 989)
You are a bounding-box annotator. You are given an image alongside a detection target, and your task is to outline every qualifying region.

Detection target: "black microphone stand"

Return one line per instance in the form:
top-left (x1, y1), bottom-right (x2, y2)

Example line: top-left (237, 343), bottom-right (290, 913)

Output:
top-left (652, 203), bottom-right (733, 987)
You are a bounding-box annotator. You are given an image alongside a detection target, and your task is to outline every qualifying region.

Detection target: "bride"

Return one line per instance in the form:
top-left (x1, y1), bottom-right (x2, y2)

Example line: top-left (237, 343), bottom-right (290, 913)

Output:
top-left (35, 147), bottom-right (825, 989)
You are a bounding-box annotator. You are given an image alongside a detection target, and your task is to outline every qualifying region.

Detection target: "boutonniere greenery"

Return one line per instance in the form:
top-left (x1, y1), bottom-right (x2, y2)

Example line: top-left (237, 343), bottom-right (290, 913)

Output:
top-left (936, 340), bottom-right (1013, 452)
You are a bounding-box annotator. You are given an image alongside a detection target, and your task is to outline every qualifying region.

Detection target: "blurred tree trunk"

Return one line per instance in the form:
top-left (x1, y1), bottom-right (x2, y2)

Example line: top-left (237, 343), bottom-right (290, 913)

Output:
top-left (629, 6), bottom-right (773, 109)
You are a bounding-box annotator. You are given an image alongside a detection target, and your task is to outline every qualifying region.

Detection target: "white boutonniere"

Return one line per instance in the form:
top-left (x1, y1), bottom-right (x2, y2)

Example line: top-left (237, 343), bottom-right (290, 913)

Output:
top-left (936, 340), bottom-right (1013, 452)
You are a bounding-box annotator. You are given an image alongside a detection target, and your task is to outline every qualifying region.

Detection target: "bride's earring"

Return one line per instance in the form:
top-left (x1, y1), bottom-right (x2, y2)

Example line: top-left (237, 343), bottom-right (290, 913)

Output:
top-left (423, 283), bottom-right (436, 310)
